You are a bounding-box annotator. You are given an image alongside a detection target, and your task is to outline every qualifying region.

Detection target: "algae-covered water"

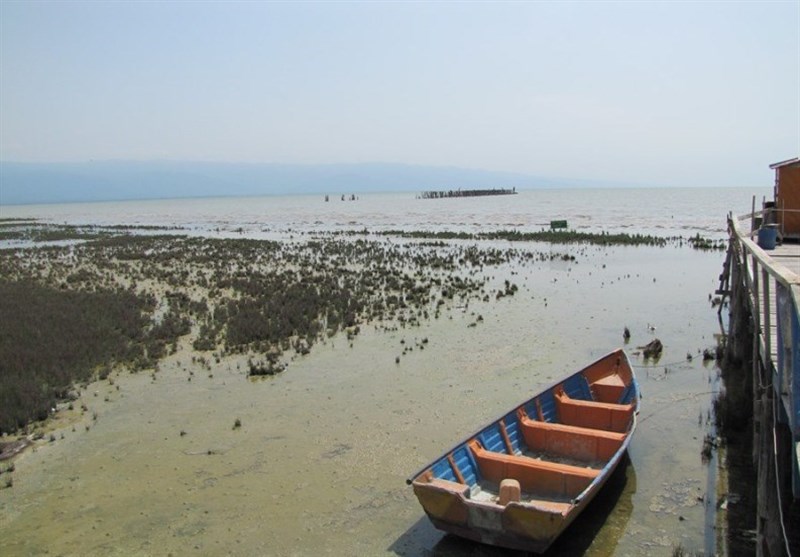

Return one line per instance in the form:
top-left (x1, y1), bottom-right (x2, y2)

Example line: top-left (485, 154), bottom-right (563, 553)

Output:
top-left (1, 237), bottom-right (727, 556)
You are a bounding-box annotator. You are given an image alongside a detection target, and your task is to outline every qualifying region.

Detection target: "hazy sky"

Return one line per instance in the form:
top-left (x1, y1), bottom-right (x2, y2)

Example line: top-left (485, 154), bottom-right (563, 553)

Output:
top-left (1, 1), bottom-right (798, 187)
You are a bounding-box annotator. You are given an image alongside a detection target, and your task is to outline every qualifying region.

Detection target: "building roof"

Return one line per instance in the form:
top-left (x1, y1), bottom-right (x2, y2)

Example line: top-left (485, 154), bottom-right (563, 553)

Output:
top-left (769, 157), bottom-right (800, 169)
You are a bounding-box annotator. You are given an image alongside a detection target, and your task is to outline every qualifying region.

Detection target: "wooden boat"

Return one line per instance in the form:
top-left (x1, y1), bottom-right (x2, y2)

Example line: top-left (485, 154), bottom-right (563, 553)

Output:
top-left (407, 349), bottom-right (640, 553)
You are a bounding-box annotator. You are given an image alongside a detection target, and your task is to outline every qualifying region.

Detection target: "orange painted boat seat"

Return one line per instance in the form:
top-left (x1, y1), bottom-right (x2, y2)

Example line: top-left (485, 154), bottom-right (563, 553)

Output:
top-left (468, 439), bottom-right (599, 500)
top-left (518, 413), bottom-right (625, 463)
top-left (554, 390), bottom-right (634, 433)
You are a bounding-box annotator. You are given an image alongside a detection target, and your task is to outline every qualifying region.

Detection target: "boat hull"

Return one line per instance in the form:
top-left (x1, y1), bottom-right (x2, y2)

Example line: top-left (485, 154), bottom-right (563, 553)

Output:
top-left (408, 349), bottom-right (639, 553)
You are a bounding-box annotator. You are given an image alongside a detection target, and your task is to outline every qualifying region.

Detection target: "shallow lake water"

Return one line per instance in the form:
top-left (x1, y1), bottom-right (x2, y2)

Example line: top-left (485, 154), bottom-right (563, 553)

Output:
top-left (0, 241), bottom-right (726, 556)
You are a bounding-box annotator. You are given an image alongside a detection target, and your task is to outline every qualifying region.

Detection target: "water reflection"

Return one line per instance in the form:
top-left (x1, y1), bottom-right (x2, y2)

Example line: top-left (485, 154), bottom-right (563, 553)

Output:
top-left (544, 456), bottom-right (636, 557)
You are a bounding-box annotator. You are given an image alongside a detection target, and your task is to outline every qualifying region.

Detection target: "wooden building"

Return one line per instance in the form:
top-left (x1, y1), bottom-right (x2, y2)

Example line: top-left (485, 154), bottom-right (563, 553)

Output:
top-left (770, 157), bottom-right (800, 240)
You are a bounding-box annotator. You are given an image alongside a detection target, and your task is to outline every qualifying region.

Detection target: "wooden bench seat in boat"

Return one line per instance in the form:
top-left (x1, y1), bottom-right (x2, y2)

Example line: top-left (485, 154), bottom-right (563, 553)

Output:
top-left (554, 390), bottom-right (634, 433)
top-left (517, 412), bottom-right (625, 462)
top-left (468, 439), bottom-right (599, 500)
top-left (523, 388), bottom-right (634, 433)
top-left (412, 473), bottom-right (574, 515)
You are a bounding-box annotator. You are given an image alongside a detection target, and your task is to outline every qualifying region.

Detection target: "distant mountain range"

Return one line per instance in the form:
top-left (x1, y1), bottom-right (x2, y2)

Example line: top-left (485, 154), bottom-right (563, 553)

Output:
top-left (0, 161), bottom-right (629, 205)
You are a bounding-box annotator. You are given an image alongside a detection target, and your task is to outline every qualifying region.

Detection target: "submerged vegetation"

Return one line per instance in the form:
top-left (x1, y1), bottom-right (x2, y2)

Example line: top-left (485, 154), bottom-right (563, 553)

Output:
top-left (0, 220), bottom-right (183, 243)
top-left (0, 230), bottom-right (526, 433)
top-left (0, 220), bottom-right (724, 434)
top-left (687, 233), bottom-right (726, 251)
top-left (0, 281), bottom-right (150, 433)
top-left (379, 228), bottom-right (672, 246)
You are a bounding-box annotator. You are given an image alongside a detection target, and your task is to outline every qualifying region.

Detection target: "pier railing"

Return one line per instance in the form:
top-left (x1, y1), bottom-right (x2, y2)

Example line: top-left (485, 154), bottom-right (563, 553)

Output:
top-left (729, 214), bottom-right (800, 425)
top-left (724, 211), bottom-right (800, 555)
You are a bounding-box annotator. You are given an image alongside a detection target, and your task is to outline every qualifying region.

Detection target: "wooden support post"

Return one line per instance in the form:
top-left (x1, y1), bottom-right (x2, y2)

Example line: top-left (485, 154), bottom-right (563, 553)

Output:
top-left (762, 269), bottom-right (771, 372)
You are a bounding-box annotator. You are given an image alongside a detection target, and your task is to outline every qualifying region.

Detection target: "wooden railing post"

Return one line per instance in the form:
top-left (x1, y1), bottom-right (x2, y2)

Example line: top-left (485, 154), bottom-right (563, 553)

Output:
top-left (762, 268), bottom-right (771, 372)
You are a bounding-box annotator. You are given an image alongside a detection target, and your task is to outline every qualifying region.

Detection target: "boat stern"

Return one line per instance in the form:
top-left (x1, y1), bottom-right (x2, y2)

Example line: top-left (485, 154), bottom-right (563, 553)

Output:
top-left (411, 475), bottom-right (570, 553)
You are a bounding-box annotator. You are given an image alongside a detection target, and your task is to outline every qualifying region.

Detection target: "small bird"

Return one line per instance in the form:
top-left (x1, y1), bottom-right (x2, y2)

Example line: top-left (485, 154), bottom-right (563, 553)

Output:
top-left (623, 326), bottom-right (631, 341)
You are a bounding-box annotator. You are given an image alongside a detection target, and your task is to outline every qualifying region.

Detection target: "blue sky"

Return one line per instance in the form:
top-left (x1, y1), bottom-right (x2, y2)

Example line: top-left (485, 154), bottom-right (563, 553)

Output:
top-left (1, 1), bottom-right (798, 188)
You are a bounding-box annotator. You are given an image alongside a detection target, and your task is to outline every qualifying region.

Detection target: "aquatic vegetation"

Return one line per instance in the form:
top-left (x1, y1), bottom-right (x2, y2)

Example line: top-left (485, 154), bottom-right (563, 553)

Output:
top-left (0, 229), bottom-right (24, 241)
top-left (0, 280), bottom-right (150, 434)
top-left (247, 355), bottom-right (285, 377)
top-left (0, 224), bottom-right (610, 433)
top-left (687, 233), bottom-right (726, 251)
top-left (0, 221), bottom-right (183, 243)
top-left (379, 228), bottom-right (673, 247)
top-left (0, 222), bottom-right (111, 242)
top-left (0, 218), bottom-right (38, 224)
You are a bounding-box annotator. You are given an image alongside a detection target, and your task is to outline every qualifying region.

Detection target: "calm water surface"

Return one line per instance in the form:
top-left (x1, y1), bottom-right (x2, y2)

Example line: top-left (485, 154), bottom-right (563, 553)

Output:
top-left (0, 186), bottom-right (764, 239)
top-left (0, 187), bottom-right (767, 556)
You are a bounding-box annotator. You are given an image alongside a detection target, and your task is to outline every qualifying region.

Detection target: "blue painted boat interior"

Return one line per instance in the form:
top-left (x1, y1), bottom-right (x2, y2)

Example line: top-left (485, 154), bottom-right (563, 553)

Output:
top-left (422, 363), bottom-right (638, 490)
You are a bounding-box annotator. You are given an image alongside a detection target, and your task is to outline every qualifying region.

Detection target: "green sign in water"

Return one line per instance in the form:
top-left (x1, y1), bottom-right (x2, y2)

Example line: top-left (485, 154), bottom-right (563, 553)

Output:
top-left (550, 220), bottom-right (568, 229)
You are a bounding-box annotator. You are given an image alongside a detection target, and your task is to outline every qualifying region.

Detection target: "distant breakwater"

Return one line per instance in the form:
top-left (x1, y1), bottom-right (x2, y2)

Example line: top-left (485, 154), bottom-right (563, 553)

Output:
top-left (418, 187), bottom-right (517, 199)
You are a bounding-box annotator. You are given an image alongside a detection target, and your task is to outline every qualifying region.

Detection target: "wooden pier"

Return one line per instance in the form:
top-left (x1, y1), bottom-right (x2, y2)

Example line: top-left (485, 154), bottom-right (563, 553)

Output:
top-left (418, 187), bottom-right (517, 199)
top-left (719, 209), bottom-right (800, 556)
